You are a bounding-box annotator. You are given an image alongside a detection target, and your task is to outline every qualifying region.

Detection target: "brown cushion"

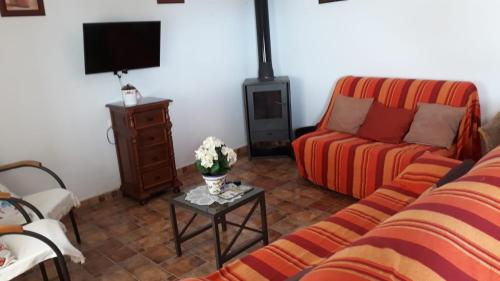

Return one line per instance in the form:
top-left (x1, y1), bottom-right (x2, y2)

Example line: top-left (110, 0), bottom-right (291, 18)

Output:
top-left (326, 95), bottom-right (374, 134)
top-left (479, 112), bottom-right (500, 153)
top-left (357, 102), bottom-right (415, 144)
top-left (404, 103), bottom-right (466, 148)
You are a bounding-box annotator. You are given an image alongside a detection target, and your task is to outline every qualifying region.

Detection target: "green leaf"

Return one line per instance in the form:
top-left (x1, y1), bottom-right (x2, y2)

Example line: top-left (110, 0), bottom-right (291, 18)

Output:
top-left (195, 161), bottom-right (209, 175)
top-left (210, 162), bottom-right (220, 175)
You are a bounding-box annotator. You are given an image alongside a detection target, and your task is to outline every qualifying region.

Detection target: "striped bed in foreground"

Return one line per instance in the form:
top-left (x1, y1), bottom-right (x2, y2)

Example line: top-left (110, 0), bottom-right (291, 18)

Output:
top-left (301, 147), bottom-right (500, 281)
top-left (183, 153), bottom-right (460, 281)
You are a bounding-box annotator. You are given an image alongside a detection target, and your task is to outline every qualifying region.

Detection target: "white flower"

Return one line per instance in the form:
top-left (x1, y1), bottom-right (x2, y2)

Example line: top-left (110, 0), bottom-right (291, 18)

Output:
top-left (195, 137), bottom-right (237, 170)
top-left (202, 137), bottom-right (224, 150)
top-left (222, 146), bottom-right (237, 166)
top-left (195, 147), bottom-right (205, 160)
top-left (200, 156), bottom-right (214, 169)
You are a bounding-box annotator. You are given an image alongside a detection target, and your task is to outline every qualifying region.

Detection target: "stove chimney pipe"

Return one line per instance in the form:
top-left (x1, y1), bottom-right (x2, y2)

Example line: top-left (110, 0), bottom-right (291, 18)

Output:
top-left (254, 0), bottom-right (275, 81)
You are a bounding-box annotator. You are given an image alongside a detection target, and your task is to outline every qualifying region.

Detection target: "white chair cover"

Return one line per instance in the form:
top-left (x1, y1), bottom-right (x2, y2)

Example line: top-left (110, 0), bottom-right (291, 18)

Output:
top-left (0, 219), bottom-right (85, 280)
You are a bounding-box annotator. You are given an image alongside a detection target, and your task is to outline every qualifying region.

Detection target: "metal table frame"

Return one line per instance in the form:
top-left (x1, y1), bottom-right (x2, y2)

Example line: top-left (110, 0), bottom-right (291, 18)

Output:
top-left (169, 188), bottom-right (268, 269)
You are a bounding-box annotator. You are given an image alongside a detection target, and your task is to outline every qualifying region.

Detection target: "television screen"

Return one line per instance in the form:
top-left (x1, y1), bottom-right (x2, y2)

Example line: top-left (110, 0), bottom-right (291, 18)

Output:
top-left (83, 21), bottom-right (161, 75)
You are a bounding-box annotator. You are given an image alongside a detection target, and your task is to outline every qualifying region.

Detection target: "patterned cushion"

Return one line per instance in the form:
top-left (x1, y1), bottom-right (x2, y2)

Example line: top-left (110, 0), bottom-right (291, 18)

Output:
top-left (0, 183), bottom-right (21, 225)
top-left (182, 153), bottom-right (460, 281)
top-left (0, 242), bottom-right (16, 269)
top-left (293, 76), bottom-right (481, 198)
top-left (300, 147), bottom-right (500, 281)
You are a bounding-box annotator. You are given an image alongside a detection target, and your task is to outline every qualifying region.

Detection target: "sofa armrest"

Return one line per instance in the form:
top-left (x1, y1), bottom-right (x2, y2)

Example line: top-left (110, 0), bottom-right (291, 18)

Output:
top-left (294, 125), bottom-right (317, 140)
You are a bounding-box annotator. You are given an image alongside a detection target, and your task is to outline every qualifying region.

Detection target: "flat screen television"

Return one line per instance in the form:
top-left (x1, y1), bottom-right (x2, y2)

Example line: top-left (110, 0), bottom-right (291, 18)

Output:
top-left (83, 21), bottom-right (161, 75)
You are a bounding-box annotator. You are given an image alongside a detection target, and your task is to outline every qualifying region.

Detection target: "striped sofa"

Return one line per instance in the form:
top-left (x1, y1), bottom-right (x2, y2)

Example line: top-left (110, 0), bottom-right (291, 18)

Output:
top-left (300, 146), bottom-right (500, 281)
top-left (293, 76), bottom-right (481, 199)
top-left (183, 152), bottom-right (461, 281)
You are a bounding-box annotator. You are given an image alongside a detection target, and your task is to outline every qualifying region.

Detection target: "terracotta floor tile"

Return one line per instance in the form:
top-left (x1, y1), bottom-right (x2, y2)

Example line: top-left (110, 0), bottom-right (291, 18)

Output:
top-left (142, 243), bottom-right (177, 264)
top-left (82, 250), bottom-right (115, 277)
top-left (271, 218), bottom-right (301, 235)
top-left (162, 255), bottom-right (206, 277)
top-left (14, 157), bottom-right (356, 281)
top-left (100, 242), bottom-right (137, 263)
top-left (96, 265), bottom-right (136, 281)
top-left (120, 254), bottom-right (151, 272)
top-left (133, 263), bottom-right (172, 281)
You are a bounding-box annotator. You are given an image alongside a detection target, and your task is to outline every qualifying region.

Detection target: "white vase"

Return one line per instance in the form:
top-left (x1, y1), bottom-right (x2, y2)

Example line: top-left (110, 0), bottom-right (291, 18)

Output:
top-left (203, 174), bottom-right (227, 195)
top-left (121, 89), bottom-right (141, 107)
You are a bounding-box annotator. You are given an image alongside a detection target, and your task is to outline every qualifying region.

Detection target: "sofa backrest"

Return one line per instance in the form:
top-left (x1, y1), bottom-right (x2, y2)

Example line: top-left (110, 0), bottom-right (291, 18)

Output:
top-left (318, 76), bottom-right (481, 160)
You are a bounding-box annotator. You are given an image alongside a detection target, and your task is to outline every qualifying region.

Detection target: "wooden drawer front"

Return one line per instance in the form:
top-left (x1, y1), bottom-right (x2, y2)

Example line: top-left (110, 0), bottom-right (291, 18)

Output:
top-left (139, 145), bottom-right (169, 167)
top-left (133, 109), bottom-right (164, 129)
top-left (141, 166), bottom-right (173, 190)
top-left (137, 127), bottom-right (167, 147)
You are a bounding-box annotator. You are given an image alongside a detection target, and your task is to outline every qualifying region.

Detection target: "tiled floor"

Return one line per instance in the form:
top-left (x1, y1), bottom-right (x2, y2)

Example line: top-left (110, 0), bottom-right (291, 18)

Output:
top-left (15, 157), bottom-right (357, 281)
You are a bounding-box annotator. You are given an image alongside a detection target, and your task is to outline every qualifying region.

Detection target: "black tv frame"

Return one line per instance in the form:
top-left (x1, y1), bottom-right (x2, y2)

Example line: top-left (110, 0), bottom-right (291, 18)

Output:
top-left (83, 21), bottom-right (161, 75)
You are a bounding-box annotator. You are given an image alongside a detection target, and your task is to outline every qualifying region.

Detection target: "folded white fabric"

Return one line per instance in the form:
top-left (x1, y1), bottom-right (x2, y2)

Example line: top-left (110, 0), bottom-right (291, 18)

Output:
top-left (0, 219), bottom-right (85, 280)
top-left (23, 189), bottom-right (81, 220)
top-left (0, 182), bottom-right (80, 224)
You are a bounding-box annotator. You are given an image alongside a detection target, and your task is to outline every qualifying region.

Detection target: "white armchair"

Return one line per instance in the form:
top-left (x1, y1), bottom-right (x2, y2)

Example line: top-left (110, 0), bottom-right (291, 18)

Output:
top-left (0, 161), bottom-right (81, 244)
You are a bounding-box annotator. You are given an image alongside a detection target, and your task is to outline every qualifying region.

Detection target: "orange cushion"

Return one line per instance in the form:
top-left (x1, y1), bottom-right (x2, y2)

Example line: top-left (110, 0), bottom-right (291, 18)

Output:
top-left (357, 102), bottom-right (415, 144)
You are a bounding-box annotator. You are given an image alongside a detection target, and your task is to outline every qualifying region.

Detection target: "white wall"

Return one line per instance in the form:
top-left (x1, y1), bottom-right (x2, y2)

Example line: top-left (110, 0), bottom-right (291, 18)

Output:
top-left (269, 0), bottom-right (500, 128)
top-left (0, 0), bottom-right (257, 200)
top-left (2, 0), bottom-right (499, 201)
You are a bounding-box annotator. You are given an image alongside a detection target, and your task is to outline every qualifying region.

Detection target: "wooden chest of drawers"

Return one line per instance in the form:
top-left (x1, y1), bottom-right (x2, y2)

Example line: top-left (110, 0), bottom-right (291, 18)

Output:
top-left (106, 97), bottom-right (180, 203)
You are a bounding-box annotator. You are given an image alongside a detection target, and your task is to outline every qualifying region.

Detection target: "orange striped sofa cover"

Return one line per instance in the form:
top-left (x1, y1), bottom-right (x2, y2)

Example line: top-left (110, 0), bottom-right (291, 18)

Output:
top-left (183, 153), bottom-right (460, 281)
top-left (293, 76), bottom-right (481, 199)
top-left (300, 146), bottom-right (500, 281)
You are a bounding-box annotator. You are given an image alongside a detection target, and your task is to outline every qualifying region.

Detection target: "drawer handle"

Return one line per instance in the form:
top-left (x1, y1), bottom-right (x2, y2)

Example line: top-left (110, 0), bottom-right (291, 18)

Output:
top-left (147, 117), bottom-right (154, 122)
top-left (149, 137), bottom-right (156, 141)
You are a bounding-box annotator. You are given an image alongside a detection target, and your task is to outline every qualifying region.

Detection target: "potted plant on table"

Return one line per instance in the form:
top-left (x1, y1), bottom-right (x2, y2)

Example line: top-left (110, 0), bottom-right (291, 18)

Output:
top-left (195, 137), bottom-right (237, 195)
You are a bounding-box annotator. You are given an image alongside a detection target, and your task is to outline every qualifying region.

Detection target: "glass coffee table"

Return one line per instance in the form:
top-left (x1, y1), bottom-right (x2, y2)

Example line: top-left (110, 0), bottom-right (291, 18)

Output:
top-left (169, 186), bottom-right (268, 269)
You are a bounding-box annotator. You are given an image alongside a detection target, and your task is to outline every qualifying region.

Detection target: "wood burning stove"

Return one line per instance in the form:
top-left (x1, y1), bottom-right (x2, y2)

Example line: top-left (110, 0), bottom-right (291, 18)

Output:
top-left (244, 77), bottom-right (292, 158)
top-left (243, 0), bottom-right (291, 159)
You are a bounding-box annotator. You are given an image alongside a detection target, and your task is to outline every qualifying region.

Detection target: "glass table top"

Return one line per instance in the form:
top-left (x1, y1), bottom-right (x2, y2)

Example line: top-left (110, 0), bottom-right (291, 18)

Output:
top-left (170, 185), bottom-right (264, 216)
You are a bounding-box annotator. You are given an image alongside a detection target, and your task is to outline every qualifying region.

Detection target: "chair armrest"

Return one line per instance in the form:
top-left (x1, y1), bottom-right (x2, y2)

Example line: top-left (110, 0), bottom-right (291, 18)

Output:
top-left (0, 225), bottom-right (23, 234)
top-left (0, 192), bottom-right (12, 199)
top-left (0, 161), bottom-right (68, 190)
top-left (0, 160), bottom-right (42, 173)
